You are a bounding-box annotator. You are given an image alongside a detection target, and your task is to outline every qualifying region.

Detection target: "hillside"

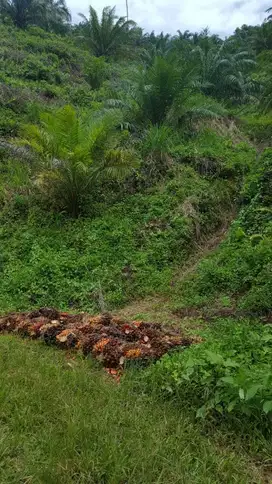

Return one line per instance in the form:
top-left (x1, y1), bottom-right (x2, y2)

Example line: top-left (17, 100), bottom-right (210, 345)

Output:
top-left (0, 7), bottom-right (271, 483)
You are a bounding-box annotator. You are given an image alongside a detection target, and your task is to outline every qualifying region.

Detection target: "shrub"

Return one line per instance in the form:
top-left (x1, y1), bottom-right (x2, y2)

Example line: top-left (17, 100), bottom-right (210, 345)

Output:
top-left (242, 114), bottom-right (272, 144)
top-left (171, 128), bottom-right (255, 178)
top-left (84, 56), bottom-right (109, 89)
top-left (145, 320), bottom-right (272, 424)
top-left (0, 107), bottom-right (19, 135)
top-left (20, 105), bottom-right (139, 216)
top-left (175, 148), bottom-right (272, 313)
top-left (140, 124), bottom-right (176, 180)
top-left (0, 164), bottom-right (234, 312)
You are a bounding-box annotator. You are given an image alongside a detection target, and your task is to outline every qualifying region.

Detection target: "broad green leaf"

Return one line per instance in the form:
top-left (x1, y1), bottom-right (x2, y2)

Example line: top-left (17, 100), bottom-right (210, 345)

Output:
top-left (184, 357), bottom-right (195, 368)
top-left (196, 405), bottom-right (207, 418)
top-left (227, 400), bottom-right (237, 412)
top-left (221, 376), bottom-right (235, 385)
top-left (245, 384), bottom-right (260, 401)
top-left (263, 401), bottom-right (272, 414)
top-left (205, 351), bottom-right (223, 365)
top-left (239, 388), bottom-right (245, 400)
top-left (262, 334), bottom-right (272, 342)
top-left (224, 359), bottom-right (239, 368)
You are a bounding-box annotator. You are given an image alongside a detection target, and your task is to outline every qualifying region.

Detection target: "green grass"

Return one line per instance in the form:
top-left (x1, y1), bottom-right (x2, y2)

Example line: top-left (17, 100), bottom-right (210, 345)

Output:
top-left (0, 335), bottom-right (264, 484)
top-left (0, 165), bottom-right (234, 313)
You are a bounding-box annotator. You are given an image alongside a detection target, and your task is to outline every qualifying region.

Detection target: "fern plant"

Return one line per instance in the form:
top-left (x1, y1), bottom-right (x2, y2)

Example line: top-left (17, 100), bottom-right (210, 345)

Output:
top-left (21, 105), bottom-right (139, 216)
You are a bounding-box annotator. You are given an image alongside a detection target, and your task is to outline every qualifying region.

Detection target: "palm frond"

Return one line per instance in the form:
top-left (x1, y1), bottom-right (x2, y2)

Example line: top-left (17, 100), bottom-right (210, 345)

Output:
top-left (15, 105), bottom-right (137, 216)
top-left (79, 5), bottom-right (136, 57)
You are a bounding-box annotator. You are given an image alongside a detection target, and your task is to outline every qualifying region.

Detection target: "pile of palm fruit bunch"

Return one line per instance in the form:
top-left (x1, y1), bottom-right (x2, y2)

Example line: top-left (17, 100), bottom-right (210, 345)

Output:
top-left (0, 308), bottom-right (200, 368)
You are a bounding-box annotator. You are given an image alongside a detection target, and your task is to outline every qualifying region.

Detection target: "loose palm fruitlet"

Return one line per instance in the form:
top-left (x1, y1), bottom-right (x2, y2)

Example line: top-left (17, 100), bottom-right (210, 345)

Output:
top-left (0, 308), bottom-right (201, 369)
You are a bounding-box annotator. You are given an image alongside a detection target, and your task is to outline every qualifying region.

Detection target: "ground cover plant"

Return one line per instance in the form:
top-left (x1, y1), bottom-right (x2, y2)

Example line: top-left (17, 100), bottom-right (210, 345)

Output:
top-left (0, 3), bottom-right (271, 482)
top-left (145, 319), bottom-right (272, 421)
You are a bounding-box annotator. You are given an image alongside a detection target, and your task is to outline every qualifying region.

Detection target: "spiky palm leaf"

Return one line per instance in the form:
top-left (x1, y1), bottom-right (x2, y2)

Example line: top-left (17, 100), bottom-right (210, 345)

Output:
top-left (0, 0), bottom-right (70, 30)
top-left (134, 57), bottom-right (183, 125)
top-left (78, 5), bottom-right (136, 57)
top-left (193, 43), bottom-right (257, 103)
top-left (260, 78), bottom-right (272, 113)
top-left (20, 105), bottom-right (139, 216)
top-left (41, 0), bottom-right (71, 32)
top-left (0, 0), bottom-right (43, 28)
top-left (133, 56), bottom-right (208, 126)
top-left (266, 7), bottom-right (272, 21)
top-left (167, 92), bottom-right (226, 127)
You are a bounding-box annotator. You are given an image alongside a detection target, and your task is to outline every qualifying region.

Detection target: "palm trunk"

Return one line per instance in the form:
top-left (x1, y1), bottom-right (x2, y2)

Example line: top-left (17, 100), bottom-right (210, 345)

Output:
top-left (126, 0), bottom-right (129, 20)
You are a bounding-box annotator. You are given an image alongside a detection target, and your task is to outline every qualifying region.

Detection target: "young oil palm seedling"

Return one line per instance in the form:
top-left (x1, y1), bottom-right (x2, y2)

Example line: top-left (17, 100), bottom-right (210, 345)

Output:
top-left (21, 105), bottom-right (139, 216)
top-left (134, 56), bottom-right (225, 127)
top-left (141, 124), bottom-right (175, 180)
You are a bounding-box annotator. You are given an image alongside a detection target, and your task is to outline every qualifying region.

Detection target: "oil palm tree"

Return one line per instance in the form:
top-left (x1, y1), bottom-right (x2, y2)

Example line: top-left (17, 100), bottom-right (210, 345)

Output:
top-left (141, 32), bottom-right (173, 67)
top-left (260, 78), bottom-right (272, 113)
top-left (192, 43), bottom-right (256, 103)
top-left (133, 57), bottom-right (225, 126)
top-left (0, 0), bottom-right (70, 30)
top-left (40, 0), bottom-right (71, 32)
top-left (78, 5), bottom-right (136, 57)
top-left (266, 7), bottom-right (272, 21)
top-left (0, 0), bottom-right (41, 28)
top-left (21, 105), bottom-right (139, 216)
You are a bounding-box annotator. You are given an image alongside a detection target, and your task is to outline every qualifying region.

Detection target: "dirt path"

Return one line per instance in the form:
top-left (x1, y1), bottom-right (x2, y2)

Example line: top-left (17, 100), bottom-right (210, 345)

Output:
top-left (115, 218), bottom-right (233, 326)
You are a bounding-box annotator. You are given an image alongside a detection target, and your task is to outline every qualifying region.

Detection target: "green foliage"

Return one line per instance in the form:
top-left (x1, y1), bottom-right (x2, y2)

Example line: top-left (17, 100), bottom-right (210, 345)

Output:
top-left (171, 128), bottom-right (255, 177)
top-left (174, 149), bottom-right (272, 312)
top-left (180, 234), bottom-right (272, 312)
top-left (242, 114), bottom-right (272, 143)
top-left (140, 124), bottom-right (176, 179)
top-left (137, 57), bottom-right (181, 125)
top-left (20, 105), bottom-right (139, 216)
top-left (193, 43), bottom-right (258, 104)
top-left (135, 57), bottom-right (225, 126)
top-left (0, 165), bottom-right (233, 311)
top-left (0, 106), bottom-right (19, 135)
top-left (0, 24), bottom-right (103, 111)
top-left (0, 12), bottom-right (271, 481)
top-left (0, 0), bottom-right (71, 32)
top-left (230, 19), bottom-right (272, 54)
top-left (84, 55), bottom-right (108, 89)
top-left (145, 320), bottom-right (272, 424)
top-left (78, 6), bottom-right (136, 58)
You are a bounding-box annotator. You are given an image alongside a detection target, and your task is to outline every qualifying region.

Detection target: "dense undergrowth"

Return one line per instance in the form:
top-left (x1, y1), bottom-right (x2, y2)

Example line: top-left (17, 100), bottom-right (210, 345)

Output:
top-left (0, 4), bottom-right (271, 479)
top-left (144, 148), bottom-right (272, 428)
top-left (172, 148), bottom-right (272, 313)
top-left (0, 162), bottom-right (236, 312)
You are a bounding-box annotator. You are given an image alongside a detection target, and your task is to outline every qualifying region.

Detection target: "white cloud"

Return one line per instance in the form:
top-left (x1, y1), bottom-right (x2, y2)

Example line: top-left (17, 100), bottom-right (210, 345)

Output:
top-left (69, 0), bottom-right (269, 36)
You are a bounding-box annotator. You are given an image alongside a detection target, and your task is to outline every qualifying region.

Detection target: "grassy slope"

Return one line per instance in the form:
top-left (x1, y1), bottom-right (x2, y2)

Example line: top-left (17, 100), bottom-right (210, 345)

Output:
top-left (0, 25), bottom-right (94, 136)
top-left (0, 25), bottom-right (271, 484)
top-left (0, 335), bottom-right (264, 484)
top-left (0, 165), bottom-right (235, 313)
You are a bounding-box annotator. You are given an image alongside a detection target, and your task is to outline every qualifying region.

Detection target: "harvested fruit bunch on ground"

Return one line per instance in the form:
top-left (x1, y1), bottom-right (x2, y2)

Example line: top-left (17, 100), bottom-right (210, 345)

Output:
top-left (0, 308), bottom-right (201, 369)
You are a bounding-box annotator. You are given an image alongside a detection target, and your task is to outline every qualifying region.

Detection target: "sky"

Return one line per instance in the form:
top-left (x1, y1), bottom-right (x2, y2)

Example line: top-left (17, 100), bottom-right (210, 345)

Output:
top-left (68, 0), bottom-right (269, 37)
